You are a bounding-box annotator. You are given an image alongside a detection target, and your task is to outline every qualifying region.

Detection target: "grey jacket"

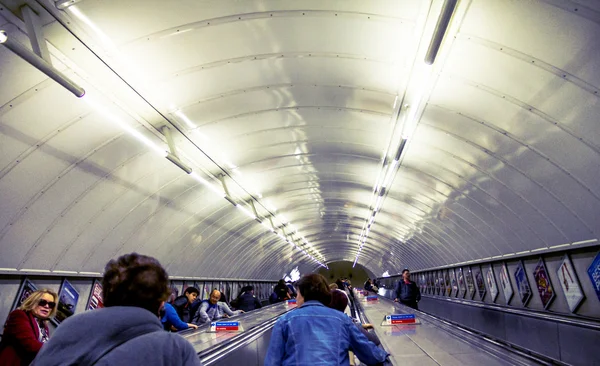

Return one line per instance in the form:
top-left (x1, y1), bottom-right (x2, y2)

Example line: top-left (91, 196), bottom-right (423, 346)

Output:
top-left (193, 301), bottom-right (241, 325)
top-left (32, 306), bottom-right (201, 366)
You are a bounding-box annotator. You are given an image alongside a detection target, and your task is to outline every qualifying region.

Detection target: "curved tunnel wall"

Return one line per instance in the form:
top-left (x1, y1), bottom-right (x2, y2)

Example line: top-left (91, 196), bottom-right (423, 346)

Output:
top-left (0, 1), bottom-right (598, 284)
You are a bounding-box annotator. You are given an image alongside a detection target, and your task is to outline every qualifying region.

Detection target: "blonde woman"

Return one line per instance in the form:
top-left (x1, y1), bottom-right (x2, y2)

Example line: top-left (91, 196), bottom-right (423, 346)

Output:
top-left (0, 289), bottom-right (58, 366)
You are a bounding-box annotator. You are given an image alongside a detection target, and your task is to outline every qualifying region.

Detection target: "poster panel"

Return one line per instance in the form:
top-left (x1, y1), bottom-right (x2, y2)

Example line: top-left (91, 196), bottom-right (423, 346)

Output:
top-left (485, 265), bottom-right (499, 303)
top-left (444, 270), bottom-right (452, 296)
top-left (557, 255), bottom-right (584, 312)
top-left (587, 251), bottom-right (600, 301)
top-left (474, 266), bottom-right (486, 301)
top-left (533, 258), bottom-right (555, 309)
top-left (86, 280), bottom-right (104, 311)
top-left (426, 272), bottom-right (432, 294)
top-left (168, 282), bottom-right (179, 303)
top-left (12, 278), bottom-right (38, 311)
top-left (450, 268), bottom-right (458, 297)
top-left (55, 279), bottom-right (79, 324)
top-left (465, 267), bottom-right (475, 300)
top-left (457, 267), bottom-right (466, 298)
top-left (434, 271), bottom-right (440, 295)
top-left (514, 261), bottom-right (532, 306)
top-left (499, 262), bottom-right (513, 304)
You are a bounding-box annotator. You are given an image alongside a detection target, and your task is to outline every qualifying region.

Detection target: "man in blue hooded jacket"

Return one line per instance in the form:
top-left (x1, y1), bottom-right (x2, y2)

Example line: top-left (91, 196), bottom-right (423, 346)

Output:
top-left (32, 253), bottom-right (201, 365)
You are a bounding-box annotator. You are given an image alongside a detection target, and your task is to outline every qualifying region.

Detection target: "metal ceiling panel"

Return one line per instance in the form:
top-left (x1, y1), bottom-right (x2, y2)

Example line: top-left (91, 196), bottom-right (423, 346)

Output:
top-left (0, 0), bottom-right (598, 279)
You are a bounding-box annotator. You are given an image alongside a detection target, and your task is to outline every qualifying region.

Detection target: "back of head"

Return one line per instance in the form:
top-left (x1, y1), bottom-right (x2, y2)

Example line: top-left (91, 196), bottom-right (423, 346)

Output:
top-left (277, 279), bottom-right (286, 287)
top-left (328, 290), bottom-right (348, 312)
top-left (296, 274), bottom-right (331, 305)
top-left (329, 283), bottom-right (338, 290)
top-left (102, 253), bottom-right (169, 314)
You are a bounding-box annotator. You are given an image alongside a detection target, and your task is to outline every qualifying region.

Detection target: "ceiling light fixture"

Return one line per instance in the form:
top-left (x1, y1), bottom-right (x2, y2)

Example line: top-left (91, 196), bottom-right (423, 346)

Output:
top-left (0, 30), bottom-right (85, 97)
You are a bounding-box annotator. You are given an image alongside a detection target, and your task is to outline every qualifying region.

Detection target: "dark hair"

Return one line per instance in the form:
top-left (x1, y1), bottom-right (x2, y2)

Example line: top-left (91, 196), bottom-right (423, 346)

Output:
top-left (185, 287), bottom-right (199, 296)
top-left (102, 253), bottom-right (169, 314)
top-left (277, 279), bottom-right (286, 287)
top-left (402, 268), bottom-right (410, 274)
top-left (296, 274), bottom-right (331, 305)
top-left (328, 290), bottom-right (348, 312)
top-left (245, 285), bottom-right (254, 292)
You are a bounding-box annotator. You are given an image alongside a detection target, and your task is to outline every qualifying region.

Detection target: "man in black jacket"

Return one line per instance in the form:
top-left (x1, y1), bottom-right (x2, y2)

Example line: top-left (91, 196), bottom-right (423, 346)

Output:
top-left (173, 287), bottom-right (199, 323)
top-left (394, 269), bottom-right (421, 310)
top-left (236, 286), bottom-right (263, 312)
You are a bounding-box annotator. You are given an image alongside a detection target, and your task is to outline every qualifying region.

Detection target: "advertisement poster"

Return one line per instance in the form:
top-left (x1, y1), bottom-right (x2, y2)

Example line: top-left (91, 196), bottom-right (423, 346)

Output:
top-left (514, 262), bottom-right (532, 306)
top-left (474, 266), bottom-right (486, 301)
top-left (557, 255), bottom-right (584, 312)
top-left (168, 283), bottom-right (179, 303)
top-left (450, 268), bottom-right (458, 297)
top-left (426, 272), bottom-right (432, 294)
top-left (444, 270), bottom-right (451, 296)
top-left (499, 262), bottom-right (513, 304)
top-left (533, 258), bottom-right (555, 309)
top-left (485, 265), bottom-right (499, 303)
top-left (457, 267), bottom-right (466, 298)
top-left (465, 267), bottom-right (475, 300)
top-left (420, 274), bottom-right (426, 293)
top-left (86, 280), bottom-right (104, 311)
top-left (12, 278), bottom-right (38, 311)
top-left (588, 252), bottom-right (600, 301)
top-left (434, 272), bottom-right (440, 295)
top-left (55, 279), bottom-right (79, 324)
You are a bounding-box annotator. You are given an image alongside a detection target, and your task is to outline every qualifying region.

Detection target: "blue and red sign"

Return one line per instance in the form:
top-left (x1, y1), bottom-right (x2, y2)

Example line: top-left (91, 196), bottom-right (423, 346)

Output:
top-left (210, 321), bottom-right (240, 332)
top-left (385, 314), bottom-right (415, 325)
top-left (286, 299), bottom-right (297, 306)
top-left (588, 252), bottom-right (600, 301)
top-left (366, 295), bottom-right (378, 302)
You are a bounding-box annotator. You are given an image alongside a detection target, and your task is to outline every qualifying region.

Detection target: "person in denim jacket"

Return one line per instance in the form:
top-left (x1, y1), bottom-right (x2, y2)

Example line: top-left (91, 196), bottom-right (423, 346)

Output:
top-left (265, 274), bottom-right (388, 366)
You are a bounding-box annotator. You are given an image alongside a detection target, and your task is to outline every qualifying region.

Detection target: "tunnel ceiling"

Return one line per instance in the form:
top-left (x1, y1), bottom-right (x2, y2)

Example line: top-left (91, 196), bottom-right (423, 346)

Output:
top-left (0, 0), bottom-right (599, 279)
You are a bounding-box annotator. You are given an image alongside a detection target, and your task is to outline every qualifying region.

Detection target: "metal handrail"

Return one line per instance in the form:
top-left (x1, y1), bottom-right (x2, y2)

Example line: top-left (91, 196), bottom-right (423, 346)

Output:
top-left (420, 294), bottom-right (600, 331)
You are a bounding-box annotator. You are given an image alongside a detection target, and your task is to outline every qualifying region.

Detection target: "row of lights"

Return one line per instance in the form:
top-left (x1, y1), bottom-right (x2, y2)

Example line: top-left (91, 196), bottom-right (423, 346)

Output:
top-left (0, 13), bottom-right (328, 268)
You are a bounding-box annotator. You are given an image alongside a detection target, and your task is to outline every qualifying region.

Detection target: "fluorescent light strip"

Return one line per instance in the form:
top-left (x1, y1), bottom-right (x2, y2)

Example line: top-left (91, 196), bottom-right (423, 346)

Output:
top-left (53, 270), bottom-right (78, 274)
top-left (70, 7), bottom-right (327, 269)
top-left (20, 269), bottom-right (51, 273)
top-left (236, 204), bottom-right (256, 220)
top-left (189, 172), bottom-right (226, 197)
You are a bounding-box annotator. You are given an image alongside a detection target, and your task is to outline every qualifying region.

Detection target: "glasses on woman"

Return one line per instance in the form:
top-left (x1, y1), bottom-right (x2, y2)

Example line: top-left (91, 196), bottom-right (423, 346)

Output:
top-left (38, 299), bottom-right (56, 309)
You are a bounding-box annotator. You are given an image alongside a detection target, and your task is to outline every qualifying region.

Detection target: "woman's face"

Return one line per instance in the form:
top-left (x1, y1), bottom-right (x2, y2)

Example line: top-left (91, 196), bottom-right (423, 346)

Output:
top-left (33, 293), bottom-right (56, 319)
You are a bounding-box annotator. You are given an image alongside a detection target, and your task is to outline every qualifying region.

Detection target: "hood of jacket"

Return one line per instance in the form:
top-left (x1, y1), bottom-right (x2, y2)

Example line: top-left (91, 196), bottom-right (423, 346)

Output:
top-left (33, 306), bottom-right (162, 365)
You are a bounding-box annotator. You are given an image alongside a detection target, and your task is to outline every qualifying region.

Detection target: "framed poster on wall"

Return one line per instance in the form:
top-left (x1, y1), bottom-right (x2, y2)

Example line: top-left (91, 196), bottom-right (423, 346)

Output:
top-left (588, 251), bottom-right (600, 301)
top-left (86, 280), bottom-right (104, 311)
top-left (474, 266), bottom-right (486, 301)
top-left (426, 272), bottom-right (432, 294)
top-left (12, 278), bottom-right (38, 311)
top-left (533, 258), bottom-right (555, 309)
top-left (457, 267), bottom-right (466, 298)
top-left (514, 262), bottom-right (532, 306)
top-left (168, 282), bottom-right (179, 303)
top-left (465, 267), bottom-right (475, 300)
top-left (444, 270), bottom-right (452, 296)
top-left (485, 265), bottom-right (499, 303)
top-left (450, 268), bottom-right (458, 297)
top-left (54, 279), bottom-right (79, 325)
top-left (499, 262), bottom-right (513, 304)
top-left (557, 255), bottom-right (584, 312)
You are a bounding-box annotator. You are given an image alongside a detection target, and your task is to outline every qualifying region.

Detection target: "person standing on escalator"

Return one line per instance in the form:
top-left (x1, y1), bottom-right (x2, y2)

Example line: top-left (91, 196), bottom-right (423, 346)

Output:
top-left (394, 268), bottom-right (421, 310)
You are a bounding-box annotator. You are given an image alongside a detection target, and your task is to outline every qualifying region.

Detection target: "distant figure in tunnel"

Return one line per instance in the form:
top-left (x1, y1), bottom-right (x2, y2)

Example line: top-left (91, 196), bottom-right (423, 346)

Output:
top-left (264, 274), bottom-right (388, 366)
top-left (0, 289), bottom-right (57, 366)
top-left (32, 253), bottom-right (202, 365)
top-left (363, 278), bottom-right (378, 293)
top-left (192, 289), bottom-right (243, 325)
top-left (235, 286), bottom-right (263, 313)
top-left (394, 268), bottom-right (421, 310)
